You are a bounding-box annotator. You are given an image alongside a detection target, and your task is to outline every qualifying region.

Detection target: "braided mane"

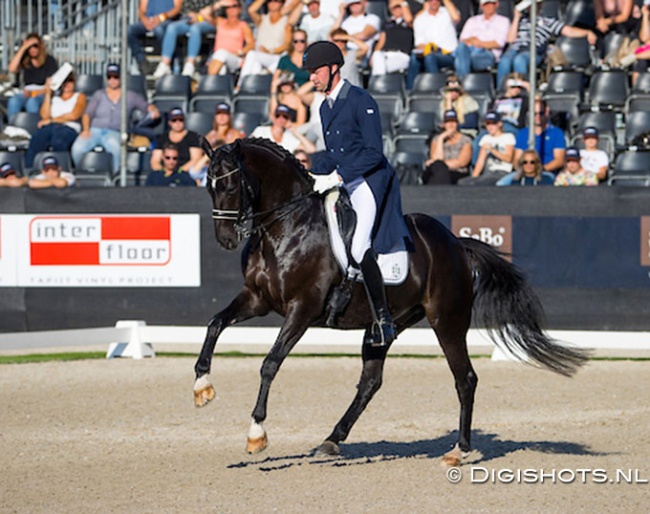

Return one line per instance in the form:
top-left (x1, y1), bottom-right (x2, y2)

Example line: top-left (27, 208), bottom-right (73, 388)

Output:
top-left (242, 137), bottom-right (310, 179)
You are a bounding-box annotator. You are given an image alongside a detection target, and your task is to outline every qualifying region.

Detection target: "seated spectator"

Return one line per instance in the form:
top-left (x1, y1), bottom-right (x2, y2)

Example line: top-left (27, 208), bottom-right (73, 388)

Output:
top-left (554, 147), bottom-right (599, 186)
top-left (440, 74), bottom-right (479, 134)
top-left (491, 72), bottom-right (530, 133)
top-left (296, 80), bottom-right (326, 151)
top-left (579, 127), bottom-right (609, 182)
top-left (207, 1), bottom-right (255, 76)
top-left (497, 0), bottom-right (597, 88)
top-left (205, 102), bottom-right (244, 145)
top-left (422, 109), bottom-right (473, 185)
top-left (406, 0), bottom-right (461, 90)
top-left (295, 0), bottom-right (336, 44)
top-left (631, 4), bottom-right (650, 85)
top-left (458, 111), bottom-right (515, 186)
top-left (332, 0), bottom-right (382, 63)
top-left (28, 155), bottom-right (76, 189)
top-left (71, 63), bottom-right (161, 174)
top-left (270, 72), bottom-right (308, 126)
top-left (294, 148), bottom-right (312, 169)
top-left (145, 142), bottom-right (197, 186)
top-left (454, 0), bottom-right (510, 78)
top-left (7, 33), bottom-right (58, 119)
top-left (152, 0), bottom-right (217, 78)
top-left (150, 108), bottom-right (204, 173)
top-left (370, 0), bottom-right (414, 76)
top-left (0, 163), bottom-right (28, 188)
top-left (128, 0), bottom-right (182, 75)
top-left (330, 28), bottom-right (368, 88)
top-left (25, 70), bottom-right (87, 169)
top-left (274, 29), bottom-right (310, 86)
top-left (595, 0), bottom-right (641, 40)
top-left (504, 149), bottom-right (554, 186)
top-left (235, 0), bottom-right (293, 90)
top-left (250, 103), bottom-right (317, 153)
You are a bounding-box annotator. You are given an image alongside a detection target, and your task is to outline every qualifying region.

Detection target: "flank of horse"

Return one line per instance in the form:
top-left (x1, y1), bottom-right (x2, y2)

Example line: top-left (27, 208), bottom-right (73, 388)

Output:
top-left (194, 137), bottom-right (588, 467)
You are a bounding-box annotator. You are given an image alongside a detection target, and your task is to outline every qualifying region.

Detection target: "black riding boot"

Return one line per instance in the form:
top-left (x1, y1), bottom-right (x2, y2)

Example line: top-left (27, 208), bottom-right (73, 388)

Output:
top-left (360, 249), bottom-right (396, 347)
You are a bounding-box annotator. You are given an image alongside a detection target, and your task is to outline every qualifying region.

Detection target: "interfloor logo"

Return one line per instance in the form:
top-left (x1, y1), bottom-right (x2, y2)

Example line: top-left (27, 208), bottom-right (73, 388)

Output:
top-left (451, 215), bottom-right (512, 259)
top-left (642, 216), bottom-right (650, 266)
top-left (29, 216), bottom-right (171, 266)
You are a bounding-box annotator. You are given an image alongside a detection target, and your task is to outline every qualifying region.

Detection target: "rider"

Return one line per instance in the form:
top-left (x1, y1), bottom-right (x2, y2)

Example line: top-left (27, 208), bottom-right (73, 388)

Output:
top-left (303, 40), bottom-right (411, 346)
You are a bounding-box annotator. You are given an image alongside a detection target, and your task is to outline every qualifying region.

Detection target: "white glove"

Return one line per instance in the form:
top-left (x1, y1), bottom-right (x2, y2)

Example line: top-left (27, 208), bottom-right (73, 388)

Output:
top-left (310, 171), bottom-right (343, 194)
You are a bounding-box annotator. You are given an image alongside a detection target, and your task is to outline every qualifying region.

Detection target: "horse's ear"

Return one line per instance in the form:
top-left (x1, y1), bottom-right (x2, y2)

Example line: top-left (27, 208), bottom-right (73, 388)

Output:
top-left (200, 135), bottom-right (214, 160)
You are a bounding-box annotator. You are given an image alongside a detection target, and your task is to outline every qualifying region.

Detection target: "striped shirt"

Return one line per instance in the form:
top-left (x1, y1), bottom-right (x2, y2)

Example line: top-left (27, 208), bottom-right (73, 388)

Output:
top-left (511, 15), bottom-right (565, 54)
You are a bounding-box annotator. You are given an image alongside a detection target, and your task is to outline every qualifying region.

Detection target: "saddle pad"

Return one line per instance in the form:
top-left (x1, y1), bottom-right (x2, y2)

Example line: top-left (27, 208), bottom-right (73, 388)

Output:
top-left (324, 190), bottom-right (409, 285)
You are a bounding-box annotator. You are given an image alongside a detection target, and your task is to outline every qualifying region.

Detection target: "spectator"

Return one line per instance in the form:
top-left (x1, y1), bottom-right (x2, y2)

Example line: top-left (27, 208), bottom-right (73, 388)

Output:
top-left (406, 0), bottom-right (461, 90)
top-left (296, 0), bottom-right (336, 44)
top-left (454, 0), bottom-right (510, 78)
top-left (491, 72), bottom-right (530, 133)
top-left (270, 72), bottom-right (308, 125)
top-left (28, 155), bottom-right (76, 189)
top-left (7, 33), bottom-right (58, 119)
top-left (370, 0), bottom-right (414, 76)
top-left (440, 74), bottom-right (480, 134)
top-left (595, 0), bottom-right (641, 38)
top-left (71, 63), bottom-right (161, 174)
top-left (497, 0), bottom-right (597, 88)
top-left (206, 0), bottom-right (255, 76)
top-left (236, 0), bottom-right (293, 90)
top-left (205, 102), bottom-right (244, 145)
top-left (145, 143), bottom-right (197, 186)
top-left (152, 0), bottom-right (217, 78)
top-left (329, 28), bottom-right (368, 87)
top-left (150, 108), bottom-right (204, 173)
top-left (458, 111), bottom-right (515, 185)
top-left (579, 127), bottom-right (609, 182)
top-left (554, 147), bottom-right (599, 186)
top-left (24, 70), bottom-right (87, 169)
top-left (296, 80), bottom-right (326, 150)
top-left (294, 148), bottom-right (312, 169)
top-left (333, 0), bottom-right (382, 62)
top-left (320, 0), bottom-right (347, 21)
top-left (505, 149), bottom-right (555, 186)
top-left (631, 4), bottom-right (650, 85)
top-left (422, 109), bottom-right (472, 184)
top-left (250, 103), bottom-right (317, 153)
top-left (0, 163), bottom-right (28, 188)
top-left (128, 0), bottom-right (182, 76)
top-left (274, 29), bottom-right (310, 86)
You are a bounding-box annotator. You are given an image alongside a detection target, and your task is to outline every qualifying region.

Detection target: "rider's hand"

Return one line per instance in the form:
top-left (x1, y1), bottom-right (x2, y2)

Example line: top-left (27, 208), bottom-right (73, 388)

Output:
top-left (310, 171), bottom-right (342, 194)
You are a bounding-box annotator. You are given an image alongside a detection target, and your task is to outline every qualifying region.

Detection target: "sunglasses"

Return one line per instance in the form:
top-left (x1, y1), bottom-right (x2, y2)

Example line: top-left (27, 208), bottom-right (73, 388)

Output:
top-left (333, 39), bottom-right (346, 44)
top-left (293, 39), bottom-right (306, 43)
top-left (522, 160), bottom-right (538, 164)
top-left (170, 118), bottom-right (185, 122)
top-left (163, 155), bottom-right (179, 161)
top-left (390, 4), bottom-right (403, 9)
top-left (276, 114), bottom-right (291, 120)
top-left (106, 74), bottom-right (120, 80)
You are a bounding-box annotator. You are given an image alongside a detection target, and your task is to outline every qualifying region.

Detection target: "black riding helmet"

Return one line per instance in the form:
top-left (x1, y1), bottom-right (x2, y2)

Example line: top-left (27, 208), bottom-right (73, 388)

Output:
top-left (303, 41), bottom-right (344, 93)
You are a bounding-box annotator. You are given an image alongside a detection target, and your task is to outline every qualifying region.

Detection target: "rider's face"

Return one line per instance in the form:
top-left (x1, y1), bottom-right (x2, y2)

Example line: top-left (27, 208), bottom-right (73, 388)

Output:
top-left (309, 65), bottom-right (334, 93)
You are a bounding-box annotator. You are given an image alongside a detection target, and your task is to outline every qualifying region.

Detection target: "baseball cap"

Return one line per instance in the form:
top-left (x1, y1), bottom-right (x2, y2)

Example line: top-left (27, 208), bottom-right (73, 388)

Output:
top-left (565, 147), bottom-right (580, 161)
top-left (215, 102), bottom-right (231, 114)
top-left (484, 111), bottom-right (501, 123)
top-left (0, 162), bottom-right (17, 178)
top-left (106, 63), bottom-right (120, 76)
top-left (443, 109), bottom-right (458, 122)
top-left (506, 78), bottom-right (523, 88)
top-left (275, 104), bottom-right (297, 121)
top-left (169, 107), bottom-right (185, 120)
top-left (345, 0), bottom-right (360, 4)
top-left (583, 126), bottom-right (599, 138)
top-left (480, 0), bottom-right (497, 4)
top-left (42, 156), bottom-right (60, 168)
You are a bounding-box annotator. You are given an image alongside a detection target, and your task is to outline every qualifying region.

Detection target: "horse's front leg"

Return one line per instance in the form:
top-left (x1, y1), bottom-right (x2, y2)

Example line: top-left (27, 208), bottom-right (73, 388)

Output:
top-left (194, 288), bottom-right (265, 407)
top-left (247, 305), bottom-right (312, 454)
top-left (317, 340), bottom-right (389, 456)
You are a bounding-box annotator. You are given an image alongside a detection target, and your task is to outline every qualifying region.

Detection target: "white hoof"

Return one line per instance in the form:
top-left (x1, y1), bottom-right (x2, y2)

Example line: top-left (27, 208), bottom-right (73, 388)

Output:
top-left (246, 419), bottom-right (268, 454)
top-left (193, 375), bottom-right (215, 407)
top-left (441, 443), bottom-right (469, 467)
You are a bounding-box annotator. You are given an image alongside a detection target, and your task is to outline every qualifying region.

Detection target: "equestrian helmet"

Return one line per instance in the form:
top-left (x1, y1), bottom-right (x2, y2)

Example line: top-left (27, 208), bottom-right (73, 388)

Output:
top-left (303, 41), bottom-right (344, 71)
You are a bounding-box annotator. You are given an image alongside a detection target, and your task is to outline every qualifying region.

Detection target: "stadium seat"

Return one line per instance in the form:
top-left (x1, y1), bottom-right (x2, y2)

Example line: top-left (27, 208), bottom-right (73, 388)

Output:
top-left (76, 150), bottom-right (114, 177)
top-left (625, 73), bottom-right (650, 112)
top-left (406, 97), bottom-right (443, 118)
top-left (232, 112), bottom-right (264, 138)
top-left (461, 72), bottom-right (495, 99)
top-left (555, 36), bottom-right (593, 71)
top-left (624, 111), bottom-right (650, 146)
top-left (74, 174), bottom-right (113, 187)
top-left (185, 111), bottom-right (214, 136)
top-left (393, 134), bottom-right (429, 155)
top-left (75, 74), bottom-right (103, 97)
top-left (189, 74), bottom-right (234, 113)
top-left (375, 95), bottom-right (404, 126)
top-left (600, 32), bottom-right (627, 62)
top-left (609, 150), bottom-right (650, 185)
top-left (540, 0), bottom-right (562, 19)
top-left (632, 72), bottom-right (650, 94)
top-left (408, 72), bottom-right (447, 101)
top-left (576, 111), bottom-right (616, 138)
top-left (496, 0), bottom-right (514, 20)
top-left (31, 151), bottom-right (73, 174)
top-left (571, 133), bottom-right (616, 163)
top-left (564, 0), bottom-right (595, 28)
top-left (152, 75), bottom-right (192, 112)
top-left (546, 70), bottom-right (585, 97)
top-left (9, 112), bottom-right (40, 134)
top-left (368, 74), bottom-right (406, 99)
top-left (396, 111), bottom-right (438, 136)
top-left (237, 74), bottom-right (273, 97)
top-left (0, 150), bottom-right (25, 175)
top-left (391, 151), bottom-right (425, 185)
top-left (366, 0), bottom-right (388, 20)
top-left (586, 70), bottom-right (629, 110)
top-left (127, 74), bottom-right (148, 98)
top-left (232, 97), bottom-right (270, 120)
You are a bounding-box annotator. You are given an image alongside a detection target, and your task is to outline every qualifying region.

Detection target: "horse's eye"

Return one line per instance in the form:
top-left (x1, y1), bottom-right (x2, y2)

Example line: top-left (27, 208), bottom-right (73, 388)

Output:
top-left (225, 182), bottom-right (238, 197)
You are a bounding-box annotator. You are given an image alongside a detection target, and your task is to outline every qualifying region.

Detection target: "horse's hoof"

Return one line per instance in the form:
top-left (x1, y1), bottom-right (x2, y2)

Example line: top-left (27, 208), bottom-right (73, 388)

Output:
top-left (441, 444), bottom-right (468, 467)
top-left (246, 433), bottom-right (268, 454)
top-left (193, 376), bottom-right (215, 408)
top-left (315, 440), bottom-right (340, 457)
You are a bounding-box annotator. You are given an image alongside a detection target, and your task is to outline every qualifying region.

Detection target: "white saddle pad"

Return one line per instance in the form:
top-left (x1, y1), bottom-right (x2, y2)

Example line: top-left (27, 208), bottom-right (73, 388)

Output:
top-left (324, 190), bottom-right (409, 285)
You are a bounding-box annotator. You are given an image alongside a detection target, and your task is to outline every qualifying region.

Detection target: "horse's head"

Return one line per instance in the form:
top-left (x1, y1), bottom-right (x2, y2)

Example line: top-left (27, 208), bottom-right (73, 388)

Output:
top-left (205, 139), bottom-right (250, 250)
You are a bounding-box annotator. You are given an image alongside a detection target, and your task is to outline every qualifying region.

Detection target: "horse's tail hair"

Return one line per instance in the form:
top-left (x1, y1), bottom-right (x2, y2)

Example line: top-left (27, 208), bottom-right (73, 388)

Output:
top-left (460, 237), bottom-right (589, 377)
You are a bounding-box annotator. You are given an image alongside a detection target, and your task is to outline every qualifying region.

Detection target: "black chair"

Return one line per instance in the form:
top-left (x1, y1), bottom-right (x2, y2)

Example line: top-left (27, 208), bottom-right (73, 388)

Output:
top-left (546, 70), bottom-right (585, 96)
top-left (396, 111), bottom-right (438, 136)
top-left (75, 74), bottom-right (103, 97)
top-left (379, 111), bottom-right (395, 139)
top-left (232, 111), bottom-right (263, 137)
top-left (0, 150), bottom-right (25, 175)
top-left (461, 72), bottom-right (495, 99)
top-left (390, 151), bottom-right (425, 185)
top-left (393, 134), bottom-right (429, 154)
top-left (406, 97), bottom-right (442, 118)
top-left (624, 111), bottom-right (650, 146)
top-left (564, 0), bottom-right (595, 28)
top-left (375, 96), bottom-right (404, 126)
top-left (496, 0), bottom-right (514, 20)
top-left (368, 74), bottom-right (406, 99)
top-left (232, 97), bottom-right (270, 119)
top-left (189, 74), bottom-right (234, 112)
top-left (153, 75), bottom-right (192, 112)
top-left (576, 111), bottom-right (616, 138)
top-left (587, 70), bottom-right (629, 109)
top-left (127, 74), bottom-right (148, 98)
top-left (609, 150), bottom-right (650, 185)
top-left (31, 151), bottom-right (73, 174)
top-left (237, 74), bottom-right (273, 97)
top-left (74, 174), bottom-right (113, 187)
top-left (600, 32), bottom-right (627, 61)
top-left (571, 133), bottom-right (616, 163)
top-left (408, 72), bottom-right (447, 100)
top-left (185, 111), bottom-right (214, 136)
top-left (9, 112), bottom-right (40, 134)
top-left (555, 36), bottom-right (593, 71)
top-left (540, 0), bottom-right (562, 19)
top-left (625, 73), bottom-right (650, 112)
top-left (366, 0), bottom-right (388, 20)
top-left (76, 150), bottom-right (114, 177)
top-left (631, 72), bottom-right (650, 94)
top-left (543, 95), bottom-right (581, 132)
top-left (626, 96), bottom-right (650, 113)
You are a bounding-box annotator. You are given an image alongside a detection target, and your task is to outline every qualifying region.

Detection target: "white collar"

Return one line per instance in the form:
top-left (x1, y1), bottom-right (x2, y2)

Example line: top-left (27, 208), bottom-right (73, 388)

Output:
top-left (327, 78), bottom-right (346, 103)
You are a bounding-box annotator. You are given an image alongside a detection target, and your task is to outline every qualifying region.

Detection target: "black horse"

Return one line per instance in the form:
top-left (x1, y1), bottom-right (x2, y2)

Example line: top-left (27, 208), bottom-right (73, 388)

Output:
top-left (194, 137), bottom-right (588, 466)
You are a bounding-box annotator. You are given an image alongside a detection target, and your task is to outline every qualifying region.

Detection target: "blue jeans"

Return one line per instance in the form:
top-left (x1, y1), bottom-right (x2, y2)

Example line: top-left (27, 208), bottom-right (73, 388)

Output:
top-left (128, 20), bottom-right (170, 63)
top-left (71, 128), bottom-right (121, 173)
top-left (406, 50), bottom-right (457, 90)
top-left (497, 48), bottom-right (544, 89)
top-left (25, 124), bottom-right (78, 168)
top-left (8, 92), bottom-right (45, 119)
top-left (161, 20), bottom-right (215, 60)
top-left (454, 43), bottom-right (496, 78)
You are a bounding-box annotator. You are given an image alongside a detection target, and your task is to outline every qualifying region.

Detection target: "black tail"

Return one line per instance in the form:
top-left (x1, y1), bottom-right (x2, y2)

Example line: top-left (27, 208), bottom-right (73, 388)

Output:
top-left (460, 238), bottom-right (589, 377)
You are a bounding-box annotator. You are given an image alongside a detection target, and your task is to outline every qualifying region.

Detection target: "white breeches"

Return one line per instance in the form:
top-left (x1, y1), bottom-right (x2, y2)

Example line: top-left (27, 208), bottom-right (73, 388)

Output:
top-left (237, 50), bottom-right (281, 87)
top-left (371, 50), bottom-right (411, 75)
top-left (345, 179), bottom-right (377, 264)
top-left (212, 49), bottom-right (243, 73)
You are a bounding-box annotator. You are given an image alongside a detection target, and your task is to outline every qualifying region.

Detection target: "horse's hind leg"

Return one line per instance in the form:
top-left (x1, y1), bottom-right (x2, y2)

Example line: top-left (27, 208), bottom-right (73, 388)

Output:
top-left (317, 341), bottom-right (389, 456)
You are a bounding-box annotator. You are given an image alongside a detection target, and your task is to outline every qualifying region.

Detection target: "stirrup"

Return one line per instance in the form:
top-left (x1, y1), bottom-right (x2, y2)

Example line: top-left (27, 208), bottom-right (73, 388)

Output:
top-left (365, 314), bottom-right (397, 347)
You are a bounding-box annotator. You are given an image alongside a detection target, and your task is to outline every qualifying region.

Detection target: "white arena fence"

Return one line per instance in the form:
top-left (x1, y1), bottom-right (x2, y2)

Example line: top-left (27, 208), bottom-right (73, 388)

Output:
top-left (0, 321), bottom-right (649, 361)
